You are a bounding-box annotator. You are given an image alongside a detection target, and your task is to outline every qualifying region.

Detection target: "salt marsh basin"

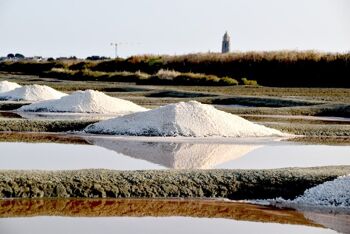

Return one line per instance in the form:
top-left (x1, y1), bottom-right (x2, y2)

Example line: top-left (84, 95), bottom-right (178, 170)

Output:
top-left (0, 75), bottom-right (349, 233)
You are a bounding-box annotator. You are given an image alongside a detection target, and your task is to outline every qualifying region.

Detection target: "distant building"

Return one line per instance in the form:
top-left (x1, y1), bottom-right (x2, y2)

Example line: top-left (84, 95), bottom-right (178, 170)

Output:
top-left (222, 31), bottom-right (231, 53)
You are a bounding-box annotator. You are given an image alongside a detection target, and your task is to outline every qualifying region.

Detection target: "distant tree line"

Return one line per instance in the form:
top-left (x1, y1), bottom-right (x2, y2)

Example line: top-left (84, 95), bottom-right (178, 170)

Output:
top-left (6, 53), bottom-right (25, 59)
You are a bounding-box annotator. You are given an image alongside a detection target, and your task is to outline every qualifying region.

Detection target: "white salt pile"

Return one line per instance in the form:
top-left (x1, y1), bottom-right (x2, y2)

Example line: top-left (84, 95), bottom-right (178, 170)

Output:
top-left (0, 80), bottom-right (21, 93)
top-left (0, 84), bottom-right (67, 101)
top-left (261, 175), bottom-right (350, 209)
top-left (18, 90), bottom-right (148, 114)
top-left (291, 175), bottom-right (350, 208)
top-left (85, 101), bottom-right (285, 137)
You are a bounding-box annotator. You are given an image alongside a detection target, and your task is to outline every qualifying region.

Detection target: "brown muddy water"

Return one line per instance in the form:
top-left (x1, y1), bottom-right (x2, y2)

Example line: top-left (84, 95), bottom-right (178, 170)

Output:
top-left (0, 198), bottom-right (347, 234)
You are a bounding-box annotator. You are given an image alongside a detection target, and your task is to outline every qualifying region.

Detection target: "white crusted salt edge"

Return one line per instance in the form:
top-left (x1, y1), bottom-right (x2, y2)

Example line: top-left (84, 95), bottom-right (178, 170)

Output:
top-left (0, 80), bottom-right (21, 93)
top-left (85, 100), bottom-right (287, 137)
top-left (292, 174), bottom-right (350, 208)
top-left (0, 84), bottom-right (67, 101)
top-left (18, 89), bottom-right (148, 114)
top-left (254, 174), bottom-right (350, 208)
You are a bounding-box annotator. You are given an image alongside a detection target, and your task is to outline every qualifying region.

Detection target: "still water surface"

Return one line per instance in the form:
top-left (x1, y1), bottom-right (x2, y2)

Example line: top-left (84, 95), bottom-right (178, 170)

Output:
top-left (1, 135), bottom-right (349, 233)
top-left (0, 137), bottom-right (349, 170)
top-left (0, 216), bottom-right (336, 234)
top-left (0, 198), bottom-right (343, 234)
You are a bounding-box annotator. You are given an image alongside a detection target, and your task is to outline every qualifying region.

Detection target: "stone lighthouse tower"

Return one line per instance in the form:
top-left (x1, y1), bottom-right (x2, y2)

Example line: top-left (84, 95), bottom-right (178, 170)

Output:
top-left (222, 31), bottom-right (231, 53)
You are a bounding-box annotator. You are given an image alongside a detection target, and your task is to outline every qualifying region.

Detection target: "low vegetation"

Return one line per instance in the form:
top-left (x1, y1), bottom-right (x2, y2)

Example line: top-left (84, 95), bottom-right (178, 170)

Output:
top-left (45, 68), bottom-right (148, 83)
top-left (0, 61), bottom-right (64, 75)
top-left (43, 67), bottom-right (239, 86)
top-left (241, 77), bottom-right (258, 86)
top-left (1, 50), bottom-right (349, 87)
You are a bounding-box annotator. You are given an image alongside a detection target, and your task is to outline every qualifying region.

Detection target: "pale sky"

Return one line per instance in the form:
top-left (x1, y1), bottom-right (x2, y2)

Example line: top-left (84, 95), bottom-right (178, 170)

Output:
top-left (0, 0), bottom-right (349, 58)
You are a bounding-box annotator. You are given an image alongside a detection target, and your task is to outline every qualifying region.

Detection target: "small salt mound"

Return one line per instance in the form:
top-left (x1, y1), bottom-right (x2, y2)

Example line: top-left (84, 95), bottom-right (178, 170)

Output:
top-left (0, 80), bottom-right (21, 93)
top-left (85, 101), bottom-right (285, 137)
top-left (0, 84), bottom-right (66, 101)
top-left (292, 175), bottom-right (350, 208)
top-left (18, 90), bottom-right (148, 114)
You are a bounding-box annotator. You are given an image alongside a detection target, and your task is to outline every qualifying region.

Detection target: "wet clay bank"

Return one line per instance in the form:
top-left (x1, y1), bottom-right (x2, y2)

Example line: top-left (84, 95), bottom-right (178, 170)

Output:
top-left (1, 166), bottom-right (349, 200)
top-left (3, 198), bottom-right (350, 234)
top-left (0, 198), bottom-right (323, 227)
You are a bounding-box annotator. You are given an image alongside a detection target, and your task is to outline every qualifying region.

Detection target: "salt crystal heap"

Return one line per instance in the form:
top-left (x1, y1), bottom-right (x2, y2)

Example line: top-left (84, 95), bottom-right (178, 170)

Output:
top-left (0, 81), bottom-right (21, 93)
top-left (85, 101), bottom-right (285, 137)
top-left (0, 84), bottom-right (66, 101)
top-left (18, 90), bottom-right (148, 114)
top-left (292, 175), bottom-right (350, 208)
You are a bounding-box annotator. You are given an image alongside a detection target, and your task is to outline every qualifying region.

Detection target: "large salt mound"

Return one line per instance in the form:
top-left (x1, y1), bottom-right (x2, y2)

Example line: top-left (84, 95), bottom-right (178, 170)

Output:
top-left (18, 90), bottom-right (148, 114)
top-left (85, 101), bottom-right (285, 137)
top-left (0, 84), bottom-right (66, 101)
top-left (0, 81), bottom-right (21, 93)
top-left (292, 175), bottom-right (350, 208)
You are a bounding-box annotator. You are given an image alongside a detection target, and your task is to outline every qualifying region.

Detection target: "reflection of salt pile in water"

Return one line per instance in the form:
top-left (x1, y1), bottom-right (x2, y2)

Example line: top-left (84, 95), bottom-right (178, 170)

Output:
top-left (0, 81), bottom-right (21, 93)
top-left (0, 84), bottom-right (66, 101)
top-left (85, 101), bottom-right (285, 137)
top-left (293, 175), bottom-right (350, 208)
top-left (18, 90), bottom-right (147, 114)
top-left (85, 137), bottom-right (261, 169)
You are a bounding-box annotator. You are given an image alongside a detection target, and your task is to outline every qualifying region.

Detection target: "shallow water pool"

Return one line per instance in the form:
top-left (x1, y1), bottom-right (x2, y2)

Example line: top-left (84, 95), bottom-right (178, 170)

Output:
top-left (0, 136), bottom-right (349, 170)
top-left (0, 216), bottom-right (336, 234)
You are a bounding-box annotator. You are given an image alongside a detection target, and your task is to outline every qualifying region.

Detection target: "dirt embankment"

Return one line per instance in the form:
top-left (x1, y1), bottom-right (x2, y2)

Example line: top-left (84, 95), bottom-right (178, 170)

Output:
top-left (1, 166), bottom-right (349, 200)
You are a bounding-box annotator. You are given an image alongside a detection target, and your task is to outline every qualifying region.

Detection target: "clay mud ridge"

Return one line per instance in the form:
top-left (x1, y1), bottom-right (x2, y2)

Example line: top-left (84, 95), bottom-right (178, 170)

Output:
top-left (0, 119), bottom-right (96, 132)
top-left (264, 122), bottom-right (350, 137)
top-left (0, 101), bottom-right (30, 111)
top-left (0, 198), bottom-right (322, 228)
top-left (285, 136), bottom-right (350, 145)
top-left (1, 166), bottom-right (349, 200)
top-left (0, 132), bottom-right (89, 145)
